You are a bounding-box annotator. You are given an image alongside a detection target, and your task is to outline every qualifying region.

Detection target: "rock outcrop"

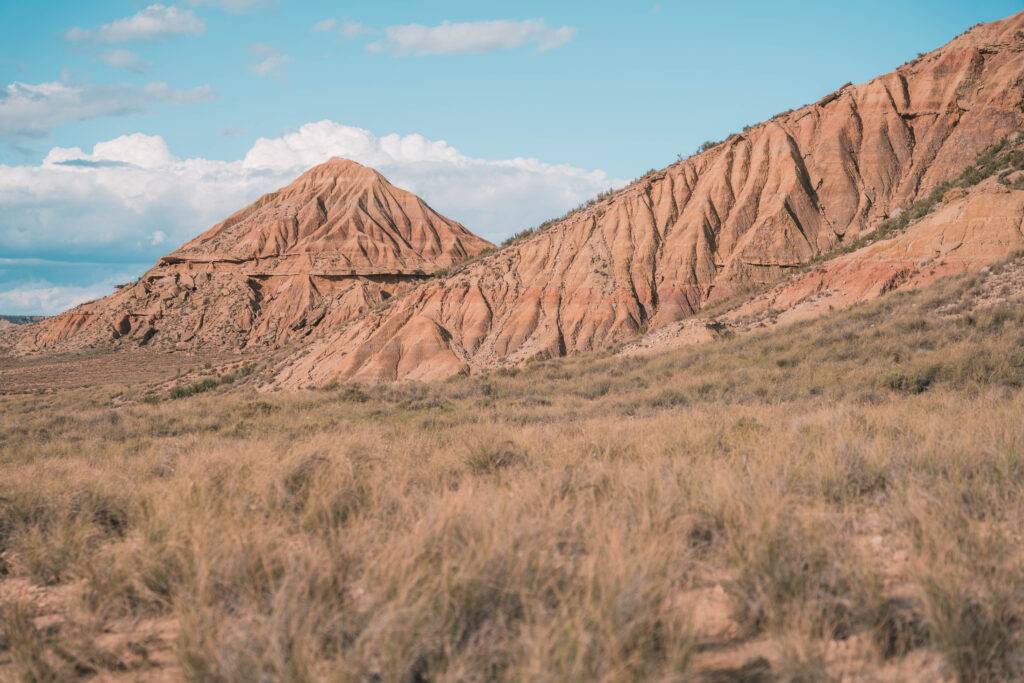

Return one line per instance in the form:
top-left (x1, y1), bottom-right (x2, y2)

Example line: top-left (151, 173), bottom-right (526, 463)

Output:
top-left (722, 176), bottom-right (1024, 328)
top-left (274, 12), bottom-right (1024, 386)
top-left (12, 159), bottom-right (492, 353)
top-left (621, 173), bottom-right (1024, 356)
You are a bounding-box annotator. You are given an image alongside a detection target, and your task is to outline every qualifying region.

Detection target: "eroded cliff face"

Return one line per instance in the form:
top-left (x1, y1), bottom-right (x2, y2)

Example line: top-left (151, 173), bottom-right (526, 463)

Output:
top-left (11, 158), bottom-right (492, 353)
top-left (720, 177), bottom-right (1024, 328)
top-left (273, 12), bottom-right (1024, 386)
top-left (620, 173), bottom-right (1024, 357)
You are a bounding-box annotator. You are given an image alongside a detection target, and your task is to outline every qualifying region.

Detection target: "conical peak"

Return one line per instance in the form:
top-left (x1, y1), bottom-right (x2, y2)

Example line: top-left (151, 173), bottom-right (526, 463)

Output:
top-left (163, 155), bottom-right (491, 268)
top-left (299, 157), bottom-right (384, 184)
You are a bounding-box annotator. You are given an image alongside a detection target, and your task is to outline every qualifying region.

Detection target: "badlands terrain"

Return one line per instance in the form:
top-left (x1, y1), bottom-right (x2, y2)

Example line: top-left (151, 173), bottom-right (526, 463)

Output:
top-left (2, 10), bottom-right (1024, 683)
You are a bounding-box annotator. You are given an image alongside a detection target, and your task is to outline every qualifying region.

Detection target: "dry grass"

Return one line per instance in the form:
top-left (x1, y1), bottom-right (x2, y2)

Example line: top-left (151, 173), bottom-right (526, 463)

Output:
top-left (1, 258), bottom-right (1024, 680)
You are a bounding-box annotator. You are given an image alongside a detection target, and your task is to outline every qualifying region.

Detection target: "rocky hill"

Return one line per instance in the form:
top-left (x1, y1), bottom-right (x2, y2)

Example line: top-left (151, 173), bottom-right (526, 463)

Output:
top-left (273, 12), bottom-right (1024, 386)
top-left (9, 159), bottom-right (492, 353)
top-left (622, 137), bottom-right (1024, 357)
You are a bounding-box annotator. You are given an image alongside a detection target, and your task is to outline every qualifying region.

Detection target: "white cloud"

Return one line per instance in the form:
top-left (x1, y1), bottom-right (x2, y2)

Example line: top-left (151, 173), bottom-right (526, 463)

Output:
top-left (0, 277), bottom-right (124, 316)
top-left (44, 133), bottom-right (177, 169)
top-left (249, 45), bottom-right (289, 78)
top-left (99, 49), bottom-right (150, 73)
top-left (312, 18), bottom-right (337, 32)
top-left (242, 121), bottom-right (466, 169)
top-left (368, 19), bottom-right (576, 56)
top-left (0, 80), bottom-right (215, 139)
top-left (313, 18), bottom-right (369, 38)
top-left (339, 20), bottom-right (369, 39)
top-left (142, 82), bottom-right (216, 103)
top-left (64, 4), bottom-right (206, 43)
top-left (0, 121), bottom-right (622, 312)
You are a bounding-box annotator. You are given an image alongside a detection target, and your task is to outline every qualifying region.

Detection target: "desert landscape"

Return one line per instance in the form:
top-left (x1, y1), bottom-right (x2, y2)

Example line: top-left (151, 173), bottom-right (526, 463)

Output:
top-left (2, 4), bottom-right (1024, 682)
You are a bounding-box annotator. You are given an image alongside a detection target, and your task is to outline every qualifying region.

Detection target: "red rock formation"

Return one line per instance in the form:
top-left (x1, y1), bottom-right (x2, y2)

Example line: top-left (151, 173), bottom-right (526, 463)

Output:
top-left (721, 177), bottom-right (1024, 328)
top-left (620, 173), bottom-right (1024, 357)
top-left (274, 12), bottom-right (1024, 387)
top-left (12, 158), bottom-right (492, 352)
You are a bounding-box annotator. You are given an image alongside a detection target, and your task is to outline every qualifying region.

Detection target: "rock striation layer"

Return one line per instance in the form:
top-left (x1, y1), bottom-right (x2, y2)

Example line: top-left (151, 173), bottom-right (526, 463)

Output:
top-left (274, 12), bottom-right (1024, 386)
top-left (11, 158), bottom-right (492, 353)
top-left (621, 174), bottom-right (1024, 357)
top-left (722, 176), bottom-right (1024, 327)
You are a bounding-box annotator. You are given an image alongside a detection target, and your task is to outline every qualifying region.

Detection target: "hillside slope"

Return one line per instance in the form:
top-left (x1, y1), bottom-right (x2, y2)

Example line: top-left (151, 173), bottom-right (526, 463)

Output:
top-left (274, 12), bottom-right (1024, 386)
top-left (8, 159), bottom-right (492, 353)
top-left (725, 179), bottom-right (1024, 328)
top-left (4, 253), bottom-right (1024, 681)
top-left (622, 135), bottom-right (1024, 355)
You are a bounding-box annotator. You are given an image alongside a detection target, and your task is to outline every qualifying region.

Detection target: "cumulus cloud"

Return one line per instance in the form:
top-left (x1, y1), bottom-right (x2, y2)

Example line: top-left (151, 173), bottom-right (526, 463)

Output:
top-left (249, 45), bottom-right (289, 78)
top-left (64, 4), bottom-right (205, 43)
top-left (44, 133), bottom-right (177, 169)
top-left (0, 80), bottom-right (216, 139)
top-left (99, 49), bottom-right (151, 73)
top-left (0, 276), bottom-right (126, 316)
top-left (0, 257), bottom-right (150, 315)
top-left (242, 121), bottom-right (465, 169)
top-left (368, 19), bottom-right (576, 56)
top-left (0, 136), bottom-right (276, 265)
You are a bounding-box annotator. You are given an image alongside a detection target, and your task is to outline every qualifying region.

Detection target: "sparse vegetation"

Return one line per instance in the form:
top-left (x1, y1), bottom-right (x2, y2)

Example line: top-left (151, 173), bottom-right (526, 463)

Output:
top-left (2, 258), bottom-right (1024, 679)
top-left (168, 377), bottom-right (219, 400)
top-left (430, 247), bottom-right (497, 279)
top-left (499, 188), bottom-right (618, 247)
top-left (500, 226), bottom-right (539, 247)
top-left (803, 135), bottom-right (1024, 269)
top-left (697, 139), bottom-right (722, 153)
top-left (166, 363), bottom-right (255, 400)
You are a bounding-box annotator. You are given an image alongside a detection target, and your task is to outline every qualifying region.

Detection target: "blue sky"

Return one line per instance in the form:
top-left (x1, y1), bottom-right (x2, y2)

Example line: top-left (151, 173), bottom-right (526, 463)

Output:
top-left (0, 0), bottom-right (1021, 314)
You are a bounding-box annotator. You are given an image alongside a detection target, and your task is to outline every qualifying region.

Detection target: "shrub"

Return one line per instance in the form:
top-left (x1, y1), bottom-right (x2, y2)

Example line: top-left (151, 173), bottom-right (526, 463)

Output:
top-left (724, 507), bottom-right (878, 638)
top-left (169, 377), bottom-right (219, 399)
top-left (465, 440), bottom-right (529, 474)
top-left (883, 364), bottom-right (938, 394)
top-left (873, 596), bottom-right (930, 659)
top-left (646, 389), bottom-right (690, 409)
top-left (0, 600), bottom-right (59, 680)
top-left (168, 364), bottom-right (254, 399)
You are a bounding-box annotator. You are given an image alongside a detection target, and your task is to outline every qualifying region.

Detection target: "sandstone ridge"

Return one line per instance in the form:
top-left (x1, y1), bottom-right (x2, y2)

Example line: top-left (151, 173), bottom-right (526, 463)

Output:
top-left (273, 12), bottom-right (1024, 386)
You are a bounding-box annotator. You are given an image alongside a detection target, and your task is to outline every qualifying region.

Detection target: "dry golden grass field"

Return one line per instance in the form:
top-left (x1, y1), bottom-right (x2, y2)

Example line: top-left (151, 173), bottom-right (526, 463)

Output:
top-left (2, 254), bottom-right (1024, 681)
